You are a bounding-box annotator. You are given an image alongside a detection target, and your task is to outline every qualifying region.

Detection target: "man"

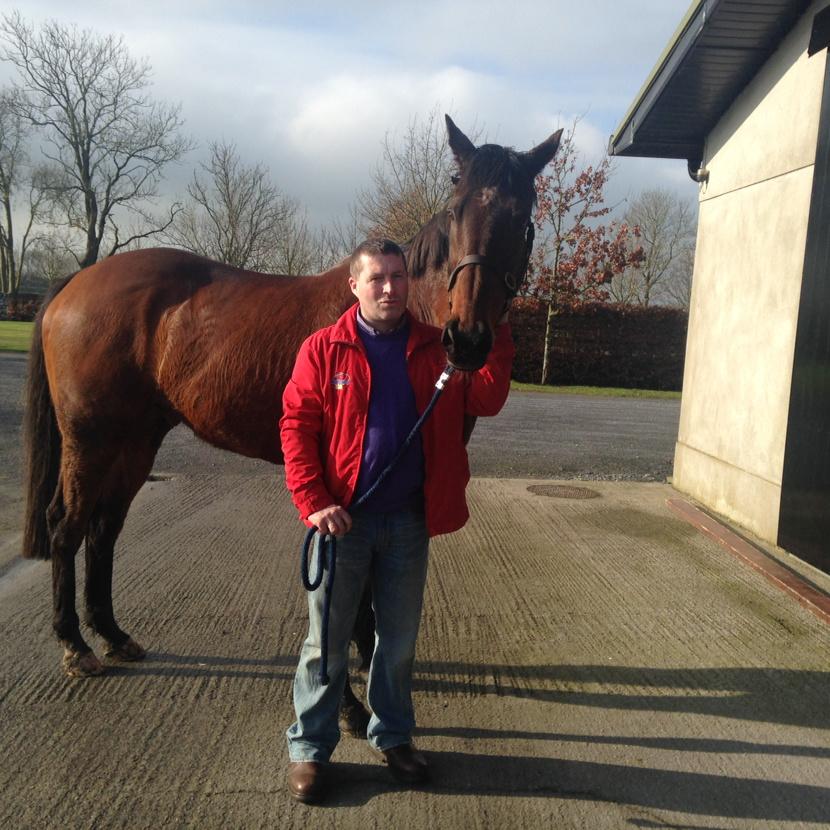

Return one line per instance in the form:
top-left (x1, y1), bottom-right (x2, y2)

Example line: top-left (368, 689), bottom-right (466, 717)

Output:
top-left (280, 238), bottom-right (514, 803)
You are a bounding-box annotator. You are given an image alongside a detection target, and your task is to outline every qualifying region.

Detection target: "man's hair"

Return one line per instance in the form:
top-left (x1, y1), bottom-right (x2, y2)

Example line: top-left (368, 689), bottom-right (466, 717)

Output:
top-left (349, 238), bottom-right (406, 278)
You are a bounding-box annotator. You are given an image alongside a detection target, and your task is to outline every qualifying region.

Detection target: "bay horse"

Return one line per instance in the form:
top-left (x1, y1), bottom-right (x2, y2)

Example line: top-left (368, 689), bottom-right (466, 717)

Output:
top-left (21, 117), bottom-right (561, 715)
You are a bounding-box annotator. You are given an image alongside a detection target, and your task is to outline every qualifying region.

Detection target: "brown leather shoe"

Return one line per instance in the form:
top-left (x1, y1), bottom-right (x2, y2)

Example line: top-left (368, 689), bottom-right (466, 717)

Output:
top-left (381, 744), bottom-right (429, 784)
top-left (287, 761), bottom-right (327, 803)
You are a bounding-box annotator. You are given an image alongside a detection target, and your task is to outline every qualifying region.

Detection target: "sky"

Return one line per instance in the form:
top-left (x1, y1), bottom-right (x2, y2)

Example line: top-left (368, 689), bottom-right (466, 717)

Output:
top-left (2, 0), bottom-right (696, 227)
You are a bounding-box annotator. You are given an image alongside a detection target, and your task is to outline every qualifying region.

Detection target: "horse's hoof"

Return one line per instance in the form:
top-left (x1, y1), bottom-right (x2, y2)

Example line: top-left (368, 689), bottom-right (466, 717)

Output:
top-left (339, 704), bottom-right (371, 738)
top-left (104, 638), bottom-right (147, 662)
top-left (62, 649), bottom-right (105, 677)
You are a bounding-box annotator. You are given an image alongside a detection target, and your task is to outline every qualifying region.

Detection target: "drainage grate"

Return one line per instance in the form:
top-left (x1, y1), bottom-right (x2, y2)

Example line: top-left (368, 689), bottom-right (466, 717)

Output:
top-left (527, 484), bottom-right (600, 500)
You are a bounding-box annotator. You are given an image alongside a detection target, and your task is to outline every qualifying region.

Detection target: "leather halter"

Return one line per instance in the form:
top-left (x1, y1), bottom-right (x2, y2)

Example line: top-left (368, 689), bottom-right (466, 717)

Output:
top-left (447, 254), bottom-right (488, 293)
top-left (446, 221), bottom-right (536, 301)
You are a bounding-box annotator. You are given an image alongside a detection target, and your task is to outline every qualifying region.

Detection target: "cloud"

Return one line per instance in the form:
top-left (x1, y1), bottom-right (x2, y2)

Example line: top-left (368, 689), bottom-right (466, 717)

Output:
top-left (276, 65), bottom-right (627, 220)
top-left (2, 1), bottom-right (696, 226)
top-left (285, 67), bottom-right (477, 160)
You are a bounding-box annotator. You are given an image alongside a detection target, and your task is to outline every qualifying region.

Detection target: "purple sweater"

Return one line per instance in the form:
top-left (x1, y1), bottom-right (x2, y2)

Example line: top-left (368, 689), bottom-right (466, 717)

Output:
top-left (353, 313), bottom-right (425, 513)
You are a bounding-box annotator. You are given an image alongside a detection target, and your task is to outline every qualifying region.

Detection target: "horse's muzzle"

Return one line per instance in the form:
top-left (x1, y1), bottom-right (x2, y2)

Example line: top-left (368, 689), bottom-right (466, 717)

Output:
top-left (441, 319), bottom-right (493, 372)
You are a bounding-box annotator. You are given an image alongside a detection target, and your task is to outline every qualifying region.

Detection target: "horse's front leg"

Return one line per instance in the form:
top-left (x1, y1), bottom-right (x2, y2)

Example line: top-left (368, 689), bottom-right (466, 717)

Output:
top-left (340, 674), bottom-right (370, 737)
top-left (463, 414), bottom-right (478, 445)
top-left (339, 584), bottom-right (375, 737)
top-left (352, 582), bottom-right (375, 671)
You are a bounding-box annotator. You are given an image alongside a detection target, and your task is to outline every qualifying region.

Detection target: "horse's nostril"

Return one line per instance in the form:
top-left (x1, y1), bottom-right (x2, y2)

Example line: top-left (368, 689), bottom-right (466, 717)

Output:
top-left (442, 319), bottom-right (459, 349)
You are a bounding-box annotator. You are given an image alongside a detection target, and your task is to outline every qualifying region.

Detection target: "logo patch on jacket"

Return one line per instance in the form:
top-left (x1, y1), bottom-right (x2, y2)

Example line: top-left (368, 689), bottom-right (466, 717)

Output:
top-left (332, 372), bottom-right (350, 390)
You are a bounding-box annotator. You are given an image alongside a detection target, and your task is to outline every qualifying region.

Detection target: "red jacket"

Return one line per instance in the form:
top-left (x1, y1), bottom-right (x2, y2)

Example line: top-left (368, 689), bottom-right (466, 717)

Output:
top-left (280, 304), bottom-right (515, 537)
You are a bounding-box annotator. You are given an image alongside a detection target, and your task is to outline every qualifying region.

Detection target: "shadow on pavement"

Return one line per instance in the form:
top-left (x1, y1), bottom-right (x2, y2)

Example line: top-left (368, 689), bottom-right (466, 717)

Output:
top-left (417, 725), bottom-right (830, 760)
top-left (308, 751), bottom-right (830, 822)
top-left (412, 661), bottom-right (830, 730)
top-left (108, 653), bottom-right (830, 731)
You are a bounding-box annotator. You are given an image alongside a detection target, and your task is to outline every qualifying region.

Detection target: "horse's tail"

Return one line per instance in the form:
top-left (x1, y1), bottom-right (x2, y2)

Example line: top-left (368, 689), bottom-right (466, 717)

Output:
top-left (21, 274), bottom-right (76, 560)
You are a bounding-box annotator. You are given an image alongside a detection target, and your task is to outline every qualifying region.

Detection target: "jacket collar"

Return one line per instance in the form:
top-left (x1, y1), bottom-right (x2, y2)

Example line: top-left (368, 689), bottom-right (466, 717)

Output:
top-left (330, 303), bottom-right (441, 355)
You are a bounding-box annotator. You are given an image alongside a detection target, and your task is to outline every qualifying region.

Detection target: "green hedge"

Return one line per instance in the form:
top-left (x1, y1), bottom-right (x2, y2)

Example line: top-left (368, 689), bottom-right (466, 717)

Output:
top-left (511, 301), bottom-right (688, 391)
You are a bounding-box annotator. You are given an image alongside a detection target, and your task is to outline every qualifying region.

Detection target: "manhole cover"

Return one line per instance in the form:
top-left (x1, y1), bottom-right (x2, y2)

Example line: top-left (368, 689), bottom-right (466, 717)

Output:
top-left (527, 484), bottom-right (600, 500)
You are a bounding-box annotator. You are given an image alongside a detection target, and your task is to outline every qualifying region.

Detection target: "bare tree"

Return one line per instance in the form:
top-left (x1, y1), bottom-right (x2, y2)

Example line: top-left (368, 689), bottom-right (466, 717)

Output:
top-left (168, 140), bottom-right (311, 274)
top-left (311, 207), bottom-right (364, 272)
top-left (0, 87), bottom-right (48, 294)
top-left (271, 206), bottom-right (319, 276)
top-left (605, 261), bottom-right (640, 306)
top-left (356, 108), bottom-right (461, 243)
top-left (0, 87), bottom-right (26, 293)
top-left (610, 187), bottom-right (697, 307)
top-left (0, 12), bottom-right (192, 268)
top-left (21, 230), bottom-right (76, 287)
top-left (661, 237), bottom-right (695, 310)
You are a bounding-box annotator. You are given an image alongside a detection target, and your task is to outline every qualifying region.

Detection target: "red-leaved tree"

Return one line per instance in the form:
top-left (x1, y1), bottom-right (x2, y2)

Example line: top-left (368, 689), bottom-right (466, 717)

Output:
top-left (524, 122), bottom-right (643, 385)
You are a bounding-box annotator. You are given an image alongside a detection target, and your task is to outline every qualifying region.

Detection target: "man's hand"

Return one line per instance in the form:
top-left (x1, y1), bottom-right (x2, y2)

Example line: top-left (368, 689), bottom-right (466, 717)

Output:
top-left (307, 505), bottom-right (352, 537)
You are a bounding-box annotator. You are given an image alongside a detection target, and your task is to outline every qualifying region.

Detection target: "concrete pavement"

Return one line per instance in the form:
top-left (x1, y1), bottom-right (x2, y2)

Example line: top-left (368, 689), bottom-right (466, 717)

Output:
top-left (1, 470), bottom-right (828, 829)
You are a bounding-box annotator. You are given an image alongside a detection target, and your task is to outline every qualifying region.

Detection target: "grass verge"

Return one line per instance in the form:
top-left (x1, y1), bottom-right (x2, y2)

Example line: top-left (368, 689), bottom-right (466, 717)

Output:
top-left (511, 380), bottom-right (681, 399)
top-left (0, 321), bottom-right (34, 353)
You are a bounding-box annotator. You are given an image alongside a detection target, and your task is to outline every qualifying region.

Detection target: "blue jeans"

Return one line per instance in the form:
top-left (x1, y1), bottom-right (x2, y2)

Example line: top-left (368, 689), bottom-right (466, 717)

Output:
top-left (287, 508), bottom-right (430, 762)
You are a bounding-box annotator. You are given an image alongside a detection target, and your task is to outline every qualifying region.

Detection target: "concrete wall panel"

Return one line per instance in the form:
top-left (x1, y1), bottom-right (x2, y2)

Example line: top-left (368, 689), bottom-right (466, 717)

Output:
top-left (678, 168), bottom-right (812, 489)
top-left (673, 6), bottom-right (828, 545)
top-left (703, 9), bottom-right (825, 201)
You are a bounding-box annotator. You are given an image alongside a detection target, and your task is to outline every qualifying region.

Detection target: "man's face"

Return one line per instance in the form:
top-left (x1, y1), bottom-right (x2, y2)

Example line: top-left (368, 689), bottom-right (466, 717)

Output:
top-left (349, 252), bottom-right (409, 332)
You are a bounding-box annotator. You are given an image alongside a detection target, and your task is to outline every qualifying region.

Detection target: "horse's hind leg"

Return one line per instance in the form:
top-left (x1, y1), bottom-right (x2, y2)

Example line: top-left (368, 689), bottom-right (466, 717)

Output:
top-left (84, 504), bottom-right (143, 663)
top-left (48, 441), bottom-right (115, 677)
top-left (84, 421), bottom-right (170, 663)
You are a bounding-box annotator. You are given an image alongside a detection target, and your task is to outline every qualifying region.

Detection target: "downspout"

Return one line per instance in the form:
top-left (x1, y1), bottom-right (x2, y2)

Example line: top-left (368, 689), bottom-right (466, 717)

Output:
top-left (687, 155), bottom-right (709, 184)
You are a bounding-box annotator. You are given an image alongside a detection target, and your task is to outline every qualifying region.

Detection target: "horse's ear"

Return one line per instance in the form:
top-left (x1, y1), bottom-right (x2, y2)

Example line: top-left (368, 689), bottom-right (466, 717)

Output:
top-left (521, 128), bottom-right (564, 177)
top-left (445, 114), bottom-right (476, 169)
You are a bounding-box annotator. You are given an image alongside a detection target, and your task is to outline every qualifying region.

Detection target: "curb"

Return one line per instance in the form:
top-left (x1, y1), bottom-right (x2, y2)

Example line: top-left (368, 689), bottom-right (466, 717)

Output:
top-left (667, 497), bottom-right (830, 627)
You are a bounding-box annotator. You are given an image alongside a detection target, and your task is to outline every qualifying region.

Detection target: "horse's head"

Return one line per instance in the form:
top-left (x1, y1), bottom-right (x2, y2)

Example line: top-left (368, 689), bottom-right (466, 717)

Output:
top-left (441, 115), bottom-right (562, 371)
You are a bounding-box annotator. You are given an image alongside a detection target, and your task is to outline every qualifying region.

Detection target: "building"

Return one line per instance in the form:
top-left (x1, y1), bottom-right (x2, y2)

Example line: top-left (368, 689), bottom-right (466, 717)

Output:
top-left (610, 0), bottom-right (830, 574)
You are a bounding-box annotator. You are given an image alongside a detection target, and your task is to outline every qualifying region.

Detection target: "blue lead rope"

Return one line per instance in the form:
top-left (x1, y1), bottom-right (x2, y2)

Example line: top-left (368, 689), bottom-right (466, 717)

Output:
top-left (300, 364), bottom-right (456, 684)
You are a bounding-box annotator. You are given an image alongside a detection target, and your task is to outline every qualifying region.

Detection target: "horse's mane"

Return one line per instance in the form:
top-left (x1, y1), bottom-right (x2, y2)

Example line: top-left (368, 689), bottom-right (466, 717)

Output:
top-left (405, 211), bottom-right (449, 279)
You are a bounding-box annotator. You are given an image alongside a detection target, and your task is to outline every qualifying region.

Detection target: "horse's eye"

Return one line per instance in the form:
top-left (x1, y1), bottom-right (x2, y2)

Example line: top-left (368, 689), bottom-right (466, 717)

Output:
top-left (451, 173), bottom-right (460, 185)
